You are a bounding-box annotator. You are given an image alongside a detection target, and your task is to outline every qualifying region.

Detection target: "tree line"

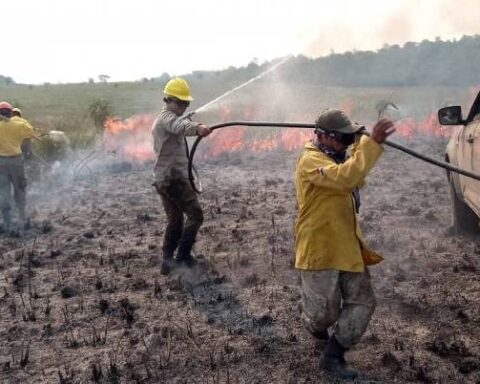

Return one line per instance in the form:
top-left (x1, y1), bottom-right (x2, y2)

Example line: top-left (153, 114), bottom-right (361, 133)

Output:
top-left (2, 35), bottom-right (479, 88)
top-left (179, 34), bottom-right (480, 88)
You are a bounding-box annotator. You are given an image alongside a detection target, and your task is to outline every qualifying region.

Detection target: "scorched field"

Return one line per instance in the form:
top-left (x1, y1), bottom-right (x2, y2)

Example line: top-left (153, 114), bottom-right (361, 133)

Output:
top-left (0, 131), bottom-right (479, 384)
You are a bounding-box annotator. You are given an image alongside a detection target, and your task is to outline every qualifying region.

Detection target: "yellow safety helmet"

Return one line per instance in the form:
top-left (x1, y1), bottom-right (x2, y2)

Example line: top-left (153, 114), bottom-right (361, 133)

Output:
top-left (12, 107), bottom-right (22, 117)
top-left (163, 77), bottom-right (193, 102)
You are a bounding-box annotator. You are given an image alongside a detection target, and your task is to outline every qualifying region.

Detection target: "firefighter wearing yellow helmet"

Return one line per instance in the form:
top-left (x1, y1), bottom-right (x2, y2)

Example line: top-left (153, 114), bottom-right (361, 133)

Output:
top-left (152, 77), bottom-right (211, 275)
top-left (163, 77), bottom-right (194, 102)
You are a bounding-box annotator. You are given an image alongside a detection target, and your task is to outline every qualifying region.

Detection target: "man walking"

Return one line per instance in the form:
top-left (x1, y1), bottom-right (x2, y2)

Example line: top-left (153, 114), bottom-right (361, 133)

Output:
top-left (0, 101), bottom-right (38, 229)
top-left (295, 109), bottom-right (395, 380)
top-left (152, 78), bottom-right (211, 275)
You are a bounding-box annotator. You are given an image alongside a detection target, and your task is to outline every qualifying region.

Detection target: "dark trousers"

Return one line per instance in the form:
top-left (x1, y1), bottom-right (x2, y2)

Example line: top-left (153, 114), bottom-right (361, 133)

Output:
top-left (0, 156), bottom-right (27, 220)
top-left (155, 179), bottom-right (204, 259)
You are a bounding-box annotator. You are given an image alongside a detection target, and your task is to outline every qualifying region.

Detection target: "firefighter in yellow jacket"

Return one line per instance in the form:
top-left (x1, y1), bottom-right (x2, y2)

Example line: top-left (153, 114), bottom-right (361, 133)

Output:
top-left (11, 108), bottom-right (34, 160)
top-left (295, 109), bottom-right (395, 380)
top-left (0, 102), bottom-right (38, 229)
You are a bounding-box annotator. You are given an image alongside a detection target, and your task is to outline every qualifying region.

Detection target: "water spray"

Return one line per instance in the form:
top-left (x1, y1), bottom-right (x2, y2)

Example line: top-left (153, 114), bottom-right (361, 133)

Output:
top-left (187, 121), bottom-right (480, 194)
top-left (182, 55), bottom-right (293, 121)
top-left (180, 56), bottom-right (293, 190)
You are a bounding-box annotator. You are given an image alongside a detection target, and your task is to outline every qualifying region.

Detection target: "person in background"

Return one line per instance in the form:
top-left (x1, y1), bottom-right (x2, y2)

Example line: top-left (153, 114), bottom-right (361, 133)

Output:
top-left (11, 107), bottom-right (34, 160)
top-left (0, 102), bottom-right (39, 229)
top-left (295, 109), bottom-right (395, 380)
top-left (152, 78), bottom-right (211, 275)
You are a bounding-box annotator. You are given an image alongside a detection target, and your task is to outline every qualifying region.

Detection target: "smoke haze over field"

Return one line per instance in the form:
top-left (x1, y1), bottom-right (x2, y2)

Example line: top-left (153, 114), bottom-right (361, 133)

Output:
top-left (2, 0), bottom-right (479, 84)
top-left (303, 0), bottom-right (480, 57)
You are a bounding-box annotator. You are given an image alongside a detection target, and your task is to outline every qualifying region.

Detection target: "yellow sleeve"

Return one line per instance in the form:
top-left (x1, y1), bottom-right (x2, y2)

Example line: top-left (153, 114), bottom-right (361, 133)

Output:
top-left (349, 137), bottom-right (366, 188)
top-left (21, 121), bottom-right (35, 139)
top-left (303, 136), bottom-right (383, 192)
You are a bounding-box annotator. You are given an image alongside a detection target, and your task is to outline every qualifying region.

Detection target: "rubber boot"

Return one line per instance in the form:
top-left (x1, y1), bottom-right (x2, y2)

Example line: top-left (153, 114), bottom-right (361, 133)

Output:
top-left (311, 329), bottom-right (329, 355)
top-left (176, 232), bottom-right (196, 268)
top-left (320, 335), bottom-right (359, 380)
top-left (311, 329), bottom-right (329, 341)
top-left (160, 226), bottom-right (182, 275)
top-left (160, 252), bottom-right (174, 276)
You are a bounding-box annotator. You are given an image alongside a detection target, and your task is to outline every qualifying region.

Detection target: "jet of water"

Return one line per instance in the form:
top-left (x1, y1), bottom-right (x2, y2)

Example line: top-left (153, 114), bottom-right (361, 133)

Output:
top-left (184, 55), bottom-right (293, 119)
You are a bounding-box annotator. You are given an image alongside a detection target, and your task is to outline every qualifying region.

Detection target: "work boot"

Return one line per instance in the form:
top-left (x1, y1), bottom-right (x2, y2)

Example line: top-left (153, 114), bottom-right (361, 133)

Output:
top-left (175, 252), bottom-right (197, 268)
top-left (307, 327), bottom-right (328, 355)
top-left (311, 329), bottom-right (329, 341)
top-left (310, 329), bottom-right (329, 353)
top-left (160, 252), bottom-right (175, 276)
top-left (176, 233), bottom-right (197, 268)
top-left (320, 335), bottom-right (359, 380)
top-left (160, 227), bottom-right (183, 275)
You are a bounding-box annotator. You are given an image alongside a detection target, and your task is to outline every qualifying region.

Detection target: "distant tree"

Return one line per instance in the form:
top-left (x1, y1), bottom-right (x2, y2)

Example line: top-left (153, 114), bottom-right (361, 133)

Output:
top-left (280, 34), bottom-right (480, 87)
top-left (247, 59), bottom-right (259, 71)
top-left (88, 98), bottom-right (113, 132)
top-left (98, 74), bottom-right (110, 83)
top-left (154, 72), bottom-right (170, 83)
top-left (88, 78), bottom-right (95, 84)
top-left (0, 75), bottom-right (15, 86)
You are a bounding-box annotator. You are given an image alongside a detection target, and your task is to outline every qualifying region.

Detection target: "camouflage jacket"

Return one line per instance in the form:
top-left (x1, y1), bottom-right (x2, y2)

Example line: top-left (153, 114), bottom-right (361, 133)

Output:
top-left (152, 108), bottom-right (199, 184)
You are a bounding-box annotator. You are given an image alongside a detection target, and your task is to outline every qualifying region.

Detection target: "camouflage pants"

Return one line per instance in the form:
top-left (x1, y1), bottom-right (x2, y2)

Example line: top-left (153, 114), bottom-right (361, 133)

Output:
top-left (0, 156), bottom-right (27, 219)
top-left (300, 268), bottom-right (376, 348)
top-left (155, 178), bottom-right (204, 257)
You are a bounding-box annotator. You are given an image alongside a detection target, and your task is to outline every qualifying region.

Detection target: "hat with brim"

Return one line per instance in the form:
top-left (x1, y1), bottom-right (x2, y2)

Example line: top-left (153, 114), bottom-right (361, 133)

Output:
top-left (315, 109), bottom-right (364, 134)
top-left (0, 101), bottom-right (13, 111)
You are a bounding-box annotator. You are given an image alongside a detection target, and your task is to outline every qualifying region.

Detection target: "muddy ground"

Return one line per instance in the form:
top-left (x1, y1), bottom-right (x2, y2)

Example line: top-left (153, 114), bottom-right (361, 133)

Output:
top-left (0, 136), bottom-right (479, 384)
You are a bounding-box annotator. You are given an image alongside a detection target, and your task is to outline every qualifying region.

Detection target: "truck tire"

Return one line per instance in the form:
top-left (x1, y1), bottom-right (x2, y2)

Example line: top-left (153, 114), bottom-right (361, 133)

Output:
top-left (450, 177), bottom-right (479, 234)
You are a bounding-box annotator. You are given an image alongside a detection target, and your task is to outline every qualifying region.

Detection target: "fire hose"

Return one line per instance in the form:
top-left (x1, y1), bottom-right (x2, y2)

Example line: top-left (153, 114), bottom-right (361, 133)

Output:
top-left (187, 121), bottom-right (480, 194)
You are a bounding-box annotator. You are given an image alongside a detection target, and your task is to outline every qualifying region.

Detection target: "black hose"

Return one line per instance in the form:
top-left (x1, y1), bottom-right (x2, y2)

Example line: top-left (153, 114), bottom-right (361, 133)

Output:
top-left (187, 121), bottom-right (480, 193)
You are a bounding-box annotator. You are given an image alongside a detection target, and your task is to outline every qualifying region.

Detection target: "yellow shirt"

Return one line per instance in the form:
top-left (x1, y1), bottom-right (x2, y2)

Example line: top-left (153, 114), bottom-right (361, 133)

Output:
top-left (295, 136), bottom-right (384, 272)
top-left (0, 116), bottom-right (35, 156)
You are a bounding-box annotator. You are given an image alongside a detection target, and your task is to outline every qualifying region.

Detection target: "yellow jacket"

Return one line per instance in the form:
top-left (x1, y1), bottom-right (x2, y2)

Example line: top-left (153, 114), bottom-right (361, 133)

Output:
top-left (295, 136), bottom-right (384, 272)
top-left (0, 116), bottom-right (35, 157)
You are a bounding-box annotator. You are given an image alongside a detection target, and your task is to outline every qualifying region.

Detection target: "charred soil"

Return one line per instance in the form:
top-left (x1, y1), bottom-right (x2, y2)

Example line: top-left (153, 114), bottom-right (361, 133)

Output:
top-left (0, 139), bottom-right (479, 384)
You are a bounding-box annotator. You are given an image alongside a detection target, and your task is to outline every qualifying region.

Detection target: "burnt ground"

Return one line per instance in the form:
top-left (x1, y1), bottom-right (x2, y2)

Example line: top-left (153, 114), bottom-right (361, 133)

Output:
top-left (0, 138), bottom-right (479, 384)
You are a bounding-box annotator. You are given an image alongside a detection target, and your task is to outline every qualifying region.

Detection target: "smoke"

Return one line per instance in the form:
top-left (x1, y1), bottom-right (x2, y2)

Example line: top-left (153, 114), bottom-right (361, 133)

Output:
top-left (378, 0), bottom-right (480, 46)
top-left (437, 0), bottom-right (480, 37)
top-left (302, 0), bottom-right (480, 58)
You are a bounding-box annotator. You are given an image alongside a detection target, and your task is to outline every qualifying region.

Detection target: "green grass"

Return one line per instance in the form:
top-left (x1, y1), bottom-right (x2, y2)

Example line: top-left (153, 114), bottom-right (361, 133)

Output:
top-left (0, 81), bottom-right (474, 159)
top-left (1, 81), bottom-right (474, 122)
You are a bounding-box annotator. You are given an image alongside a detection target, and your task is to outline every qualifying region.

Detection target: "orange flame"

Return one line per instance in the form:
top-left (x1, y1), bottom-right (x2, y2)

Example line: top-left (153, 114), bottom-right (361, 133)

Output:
top-left (103, 114), bottom-right (156, 161)
top-left (395, 112), bottom-right (451, 140)
top-left (101, 108), bottom-right (452, 162)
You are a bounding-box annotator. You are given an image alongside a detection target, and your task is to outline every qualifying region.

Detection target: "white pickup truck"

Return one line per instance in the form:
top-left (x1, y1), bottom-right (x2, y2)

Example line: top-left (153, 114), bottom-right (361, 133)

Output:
top-left (439, 91), bottom-right (480, 234)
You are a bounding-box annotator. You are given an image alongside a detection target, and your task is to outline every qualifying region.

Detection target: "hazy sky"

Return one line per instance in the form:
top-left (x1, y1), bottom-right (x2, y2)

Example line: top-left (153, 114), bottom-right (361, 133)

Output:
top-left (3, 0), bottom-right (479, 84)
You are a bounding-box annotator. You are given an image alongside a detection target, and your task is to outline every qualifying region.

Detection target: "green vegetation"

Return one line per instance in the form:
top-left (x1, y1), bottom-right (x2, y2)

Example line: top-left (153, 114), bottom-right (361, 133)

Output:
top-left (282, 35), bottom-right (480, 87)
top-left (88, 98), bottom-right (113, 132)
top-left (0, 75), bottom-right (14, 86)
top-left (0, 35), bottom-right (477, 160)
